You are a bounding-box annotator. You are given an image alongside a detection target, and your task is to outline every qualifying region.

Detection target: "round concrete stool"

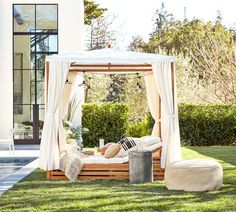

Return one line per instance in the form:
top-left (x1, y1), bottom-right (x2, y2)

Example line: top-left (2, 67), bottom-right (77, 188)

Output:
top-left (129, 151), bottom-right (153, 183)
top-left (165, 159), bottom-right (223, 192)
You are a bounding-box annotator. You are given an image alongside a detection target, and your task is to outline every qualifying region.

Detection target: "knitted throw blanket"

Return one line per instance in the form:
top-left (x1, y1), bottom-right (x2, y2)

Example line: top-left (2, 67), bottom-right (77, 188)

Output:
top-left (59, 145), bottom-right (86, 181)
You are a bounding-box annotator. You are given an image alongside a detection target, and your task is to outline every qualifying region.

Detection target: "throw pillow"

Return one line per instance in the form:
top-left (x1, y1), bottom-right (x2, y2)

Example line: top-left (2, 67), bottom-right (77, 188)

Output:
top-left (104, 142), bottom-right (115, 148)
top-left (104, 143), bottom-right (121, 158)
top-left (117, 137), bottom-right (139, 157)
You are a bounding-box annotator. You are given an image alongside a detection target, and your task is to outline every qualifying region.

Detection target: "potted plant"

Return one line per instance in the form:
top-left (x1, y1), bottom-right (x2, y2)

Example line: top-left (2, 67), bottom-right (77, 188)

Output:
top-left (63, 95), bottom-right (89, 150)
top-left (65, 122), bottom-right (89, 150)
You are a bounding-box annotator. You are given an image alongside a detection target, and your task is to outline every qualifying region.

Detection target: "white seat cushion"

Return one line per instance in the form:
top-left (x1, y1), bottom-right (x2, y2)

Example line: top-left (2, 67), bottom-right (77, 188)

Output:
top-left (82, 143), bottom-right (162, 165)
top-left (82, 155), bottom-right (127, 164)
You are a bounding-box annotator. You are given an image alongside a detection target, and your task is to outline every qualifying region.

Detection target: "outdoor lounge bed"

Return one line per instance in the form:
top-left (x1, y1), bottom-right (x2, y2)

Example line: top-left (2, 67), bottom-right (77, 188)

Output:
top-left (40, 49), bottom-right (181, 181)
top-left (47, 142), bottom-right (164, 180)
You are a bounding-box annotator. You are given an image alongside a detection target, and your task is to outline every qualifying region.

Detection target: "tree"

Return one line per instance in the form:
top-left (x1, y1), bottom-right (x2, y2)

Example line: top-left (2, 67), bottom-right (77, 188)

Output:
top-left (151, 2), bottom-right (174, 38)
top-left (84, 0), bottom-right (106, 25)
top-left (190, 34), bottom-right (236, 103)
top-left (86, 14), bottom-right (117, 50)
top-left (105, 74), bottom-right (127, 102)
top-left (129, 3), bottom-right (236, 104)
top-left (128, 35), bottom-right (145, 52)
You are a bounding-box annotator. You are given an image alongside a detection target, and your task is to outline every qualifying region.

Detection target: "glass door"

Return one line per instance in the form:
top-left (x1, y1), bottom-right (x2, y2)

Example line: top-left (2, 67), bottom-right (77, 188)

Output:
top-left (13, 4), bottom-right (58, 144)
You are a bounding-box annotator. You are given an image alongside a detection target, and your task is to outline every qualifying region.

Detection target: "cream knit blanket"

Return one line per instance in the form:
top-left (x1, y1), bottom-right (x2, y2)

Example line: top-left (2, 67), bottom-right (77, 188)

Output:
top-left (59, 145), bottom-right (86, 181)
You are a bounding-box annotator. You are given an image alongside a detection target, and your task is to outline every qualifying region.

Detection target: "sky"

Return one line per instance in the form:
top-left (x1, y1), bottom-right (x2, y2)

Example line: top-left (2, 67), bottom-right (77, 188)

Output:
top-left (94, 0), bottom-right (236, 49)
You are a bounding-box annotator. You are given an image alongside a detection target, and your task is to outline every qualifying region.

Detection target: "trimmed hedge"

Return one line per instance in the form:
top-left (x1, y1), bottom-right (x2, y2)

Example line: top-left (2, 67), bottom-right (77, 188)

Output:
top-left (126, 116), bottom-right (151, 138)
top-left (82, 103), bottom-right (129, 147)
top-left (179, 103), bottom-right (236, 146)
top-left (82, 102), bottom-right (236, 147)
top-left (127, 104), bottom-right (236, 146)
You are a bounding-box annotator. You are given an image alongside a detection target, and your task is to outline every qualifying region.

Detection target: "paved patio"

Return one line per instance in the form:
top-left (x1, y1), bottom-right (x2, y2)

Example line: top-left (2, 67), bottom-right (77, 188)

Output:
top-left (0, 144), bottom-right (40, 157)
top-left (0, 144), bottom-right (39, 195)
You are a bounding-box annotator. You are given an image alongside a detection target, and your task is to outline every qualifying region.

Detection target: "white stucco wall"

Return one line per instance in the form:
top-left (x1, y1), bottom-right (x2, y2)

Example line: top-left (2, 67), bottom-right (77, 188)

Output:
top-left (0, 0), bottom-right (84, 134)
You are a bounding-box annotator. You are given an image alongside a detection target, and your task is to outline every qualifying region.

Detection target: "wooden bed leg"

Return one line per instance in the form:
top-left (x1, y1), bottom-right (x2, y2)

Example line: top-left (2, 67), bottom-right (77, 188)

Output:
top-left (47, 171), bottom-right (51, 180)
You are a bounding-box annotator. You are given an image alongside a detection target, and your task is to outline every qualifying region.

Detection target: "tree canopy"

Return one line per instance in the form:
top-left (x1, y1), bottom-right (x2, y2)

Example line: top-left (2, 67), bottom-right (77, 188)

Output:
top-left (129, 3), bottom-right (236, 104)
top-left (84, 0), bottom-right (107, 25)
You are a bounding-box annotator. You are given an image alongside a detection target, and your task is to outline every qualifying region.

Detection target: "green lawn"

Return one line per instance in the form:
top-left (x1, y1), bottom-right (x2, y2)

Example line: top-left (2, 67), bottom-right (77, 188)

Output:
top-left (1, 147), bottom-right (235, 211)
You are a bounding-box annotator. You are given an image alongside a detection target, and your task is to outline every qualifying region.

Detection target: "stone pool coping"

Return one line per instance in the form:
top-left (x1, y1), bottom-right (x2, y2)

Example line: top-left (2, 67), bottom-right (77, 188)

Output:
top-left (0, 158), bottom-right (39, 195)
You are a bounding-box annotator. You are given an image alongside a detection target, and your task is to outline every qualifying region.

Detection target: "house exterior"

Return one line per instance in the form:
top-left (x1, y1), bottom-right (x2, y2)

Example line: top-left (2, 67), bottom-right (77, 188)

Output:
top-left (0, 0), bottom-right (84, 144)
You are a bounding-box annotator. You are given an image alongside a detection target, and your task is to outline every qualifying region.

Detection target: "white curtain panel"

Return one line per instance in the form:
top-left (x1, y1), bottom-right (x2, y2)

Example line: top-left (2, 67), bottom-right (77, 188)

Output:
top-left (60, 73), bottom-right (77, 118)
top-left (39, 62), bottom-right (70, 171)
top-left (152, 62), bottom-right (181, 168)
top-left (58, 72), bottom-right (77, 153)
top-left (144, 71), bottom-right (160, 137)
top-left (71, 74), bottom-right (85, 127)
top-left (58, 73), bottom-right (85, 153)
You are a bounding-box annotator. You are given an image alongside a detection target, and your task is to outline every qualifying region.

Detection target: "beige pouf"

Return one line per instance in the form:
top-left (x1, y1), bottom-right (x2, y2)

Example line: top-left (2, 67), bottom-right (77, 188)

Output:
top-left (165, 159), bottom-right (223, 192)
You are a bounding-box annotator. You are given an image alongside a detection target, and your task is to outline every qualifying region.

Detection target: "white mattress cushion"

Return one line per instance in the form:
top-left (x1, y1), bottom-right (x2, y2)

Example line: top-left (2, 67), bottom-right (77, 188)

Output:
top-left (82, 155), bottom-right (127, 164)
top-left (82, 142), bottom-right (162, 164)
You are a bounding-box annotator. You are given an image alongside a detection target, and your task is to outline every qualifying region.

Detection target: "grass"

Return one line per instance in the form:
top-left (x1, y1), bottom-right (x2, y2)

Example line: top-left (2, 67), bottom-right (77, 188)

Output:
top-left (0, 146), bottom-right (235, 211)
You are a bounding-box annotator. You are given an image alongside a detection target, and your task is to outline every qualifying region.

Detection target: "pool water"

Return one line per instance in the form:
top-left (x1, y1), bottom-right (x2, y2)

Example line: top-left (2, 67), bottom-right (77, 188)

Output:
top-left (0, 157), bottom-right (36, 180)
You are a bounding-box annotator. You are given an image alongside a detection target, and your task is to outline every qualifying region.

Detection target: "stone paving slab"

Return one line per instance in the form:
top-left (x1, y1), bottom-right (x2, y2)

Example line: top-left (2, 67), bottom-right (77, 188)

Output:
top-left (0, 158), bottom-right (39, 195)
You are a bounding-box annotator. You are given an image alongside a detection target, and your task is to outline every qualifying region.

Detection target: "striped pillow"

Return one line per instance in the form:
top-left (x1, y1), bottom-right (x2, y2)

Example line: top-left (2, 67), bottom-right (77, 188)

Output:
top-left (117, 137), bottom-right (138, 157)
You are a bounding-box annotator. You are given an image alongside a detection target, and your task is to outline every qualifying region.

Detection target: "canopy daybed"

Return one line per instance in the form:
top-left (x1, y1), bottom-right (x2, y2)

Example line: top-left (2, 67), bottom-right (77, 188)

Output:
top-left (39, 49), bottom-right (181, 181)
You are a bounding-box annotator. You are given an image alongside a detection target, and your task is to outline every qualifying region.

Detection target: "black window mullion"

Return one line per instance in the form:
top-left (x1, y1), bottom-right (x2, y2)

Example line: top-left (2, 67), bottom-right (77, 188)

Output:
top-left (34, 5), bottom-right (37, 105)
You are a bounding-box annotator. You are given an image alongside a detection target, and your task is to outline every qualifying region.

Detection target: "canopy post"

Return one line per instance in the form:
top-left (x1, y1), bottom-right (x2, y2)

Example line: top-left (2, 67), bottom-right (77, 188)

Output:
top-left (171, 62), bottom-right (175, 111)
top-left (45, 61), bottom-right (49, 105)
top-left (159, 96), bottom-right (161, 138)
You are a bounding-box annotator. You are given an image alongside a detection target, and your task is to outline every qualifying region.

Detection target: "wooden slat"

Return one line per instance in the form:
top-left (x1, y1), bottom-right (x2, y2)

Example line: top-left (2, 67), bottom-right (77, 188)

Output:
top-left (49, 175), bottom-right (68, 180)
top-left (49, 174), bottom-right (164, 181)
top-left (79, 171), bottom-right (129, 176)
top-left (70, 64), bottom-right (151, 68)
top-left (77, 176), bottom-right (129, 180)
top-left (69, 69), bottom-right (153, 73)
top-left (83, 164), bottom-right (129, 170)
top-left (154, 176), bottom-right (164, 180)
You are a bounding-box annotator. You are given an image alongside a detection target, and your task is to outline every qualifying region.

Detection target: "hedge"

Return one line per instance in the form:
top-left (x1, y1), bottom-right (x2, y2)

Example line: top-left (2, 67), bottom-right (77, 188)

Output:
top-left (126, 104), bottom-right (236, 146)
top-left (82, 103), bottom-right (129, 147)
top-left (126, 116), bottom-right (151, 138)
top-left (179, 103), bottom-right (236, 146)
top-left (82, 103), bottom-right (236, 147)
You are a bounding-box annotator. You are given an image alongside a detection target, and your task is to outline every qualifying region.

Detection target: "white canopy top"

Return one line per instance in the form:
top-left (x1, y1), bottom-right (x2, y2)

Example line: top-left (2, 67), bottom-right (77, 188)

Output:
top-left (46, 48), bottom-right (175, 64)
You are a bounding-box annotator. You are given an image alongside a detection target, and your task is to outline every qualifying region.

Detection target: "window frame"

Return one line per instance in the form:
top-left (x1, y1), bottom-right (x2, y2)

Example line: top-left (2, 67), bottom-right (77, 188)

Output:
top-left (12, 3), bottom-right (58, 142)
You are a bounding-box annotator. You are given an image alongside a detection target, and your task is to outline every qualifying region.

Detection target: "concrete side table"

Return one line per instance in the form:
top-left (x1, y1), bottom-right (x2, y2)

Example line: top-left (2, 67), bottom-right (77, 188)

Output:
top-left (129, 151), bottom-right (153, 183)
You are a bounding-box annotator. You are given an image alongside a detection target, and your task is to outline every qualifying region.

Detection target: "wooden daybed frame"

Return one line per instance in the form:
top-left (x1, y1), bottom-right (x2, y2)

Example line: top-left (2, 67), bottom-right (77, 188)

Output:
top-left (47, 146), bottom-right (164, 180)
top-left (45, 61), bottom-right (175, 181)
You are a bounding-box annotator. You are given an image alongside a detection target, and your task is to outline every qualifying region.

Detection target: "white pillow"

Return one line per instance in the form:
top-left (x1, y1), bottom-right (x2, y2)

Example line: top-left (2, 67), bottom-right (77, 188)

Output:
top-left (140, 136), bottom-right (161, 146)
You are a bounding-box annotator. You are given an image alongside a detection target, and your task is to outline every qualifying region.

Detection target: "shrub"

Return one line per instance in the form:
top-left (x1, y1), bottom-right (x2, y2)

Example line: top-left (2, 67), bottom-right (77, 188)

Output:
top-left (82, 102), bottom-right (236, 146)
top-left (179, 103), bottom-right (236, 146)
top-left (126, 116), bottom-right (151, 137)
top-left (82, 103), bottom-right (129, 147)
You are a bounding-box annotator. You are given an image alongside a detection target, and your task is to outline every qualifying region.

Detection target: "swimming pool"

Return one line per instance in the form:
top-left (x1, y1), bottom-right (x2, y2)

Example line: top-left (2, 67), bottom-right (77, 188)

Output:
top-left (0, 157), bottom-right (36, 180)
